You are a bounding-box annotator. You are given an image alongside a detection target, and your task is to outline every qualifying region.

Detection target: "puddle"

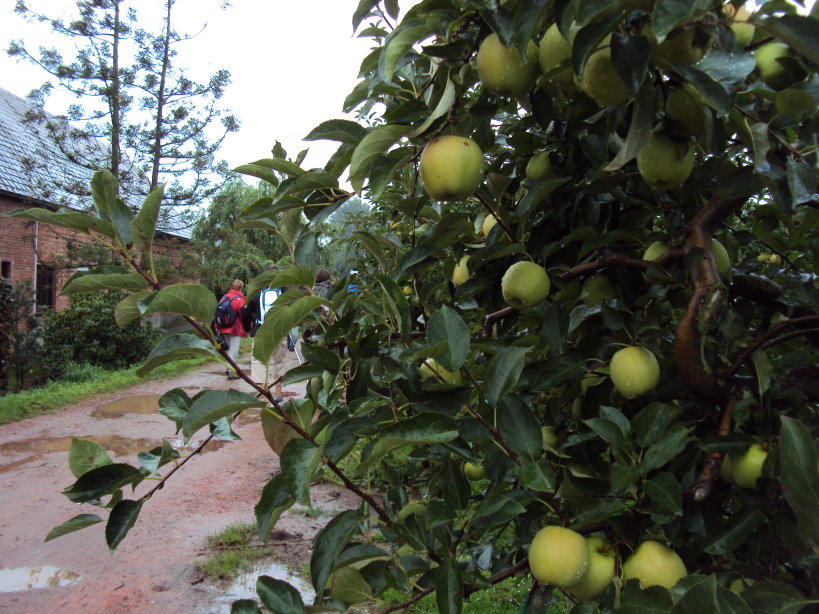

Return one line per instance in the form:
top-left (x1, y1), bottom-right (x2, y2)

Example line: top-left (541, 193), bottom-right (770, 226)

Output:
top-left (212, 562), bottom-right (314, 612)
top-left (0, 566), bottom-right (80, 592)
top-left (92, 394), bottom-right (162, 418)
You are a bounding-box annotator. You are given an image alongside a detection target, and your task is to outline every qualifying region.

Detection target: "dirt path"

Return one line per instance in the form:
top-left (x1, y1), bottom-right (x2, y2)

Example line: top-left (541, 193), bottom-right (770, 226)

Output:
top-left (0, 351), bottom-right (359, 613)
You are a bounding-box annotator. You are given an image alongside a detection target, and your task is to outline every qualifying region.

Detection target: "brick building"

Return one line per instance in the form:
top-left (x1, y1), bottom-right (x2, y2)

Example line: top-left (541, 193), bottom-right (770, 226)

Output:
top-left (0, 87), bottom-right (190, 312)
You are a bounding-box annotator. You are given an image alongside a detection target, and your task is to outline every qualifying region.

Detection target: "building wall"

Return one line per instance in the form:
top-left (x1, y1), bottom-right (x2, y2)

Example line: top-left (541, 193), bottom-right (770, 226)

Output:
top-left (0, 194), bottom-right (189, 312)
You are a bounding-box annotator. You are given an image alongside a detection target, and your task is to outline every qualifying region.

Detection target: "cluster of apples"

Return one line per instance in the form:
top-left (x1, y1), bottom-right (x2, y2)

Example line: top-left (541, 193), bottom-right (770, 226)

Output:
top-left (528, 526), bottom-right (687, 599)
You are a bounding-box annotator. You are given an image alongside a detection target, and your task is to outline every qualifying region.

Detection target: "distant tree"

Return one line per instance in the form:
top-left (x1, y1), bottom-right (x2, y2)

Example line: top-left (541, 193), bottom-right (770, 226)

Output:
top-left (8, 0), bottom-right (238, 228)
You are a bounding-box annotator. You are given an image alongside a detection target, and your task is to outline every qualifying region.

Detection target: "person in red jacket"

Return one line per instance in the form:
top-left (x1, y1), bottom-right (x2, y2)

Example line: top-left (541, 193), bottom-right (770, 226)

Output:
top-left (216, 279), bottom-right (247, 379)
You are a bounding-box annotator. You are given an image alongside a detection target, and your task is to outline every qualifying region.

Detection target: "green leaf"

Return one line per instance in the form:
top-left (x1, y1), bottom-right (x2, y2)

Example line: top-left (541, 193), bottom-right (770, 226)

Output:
top-left (61, 273), bottom-right (148, 295)
top-left (787, 157), bottom-right (817, 206)
top-left (131, 185), bottom-right (164, 251)
top-left (109, 197), bottom-right (134, 246)
top-left (63, 463), bottom-right (143, 503)
top-left (700, 508), bottom-right (766, 555)
top-left (408, 76), bottom-right (456, 138)
top-left (299, 344), bottom-right (341, 374)
top-left (644, 425), bottom-right (690, 472)
top-left (182, 390), bottom-right (264, 439)
top-left (436, 555), bottom-right (463, 614)
top-left (671, 575), bottom-right (752, 614)
top-left (751, 349), bottom-right (773, 396)
top-left (6, 207), bottom-right (114, 237)
top-left (137, 333), bottom-right (217, 377)
top-left (230, 600), bottom-right (261, 614)
top-left (256, 576), bottom-right (306, 614)
top-left (91, 170), bottom-right (118, 220)
top-left (253, 296), bottom-right (327, 365)
top-left (246, 265), bottom-right (315, 301)
top-left (105, 499), bottom-right (143, 551)
top-left (68, 437), bottom-right (112, 478)
top-left (470, 494), bottom-right (528, 533)
top-left (484, 346), bottom-right (529, 406)
top-left (396, 245), bottom-right (446, 277)
top-left (353, 231), bottom-right (390, 274)
top-left (427, 306), bottom-right (470, 371)
top-left (310, 510), bottom-right (362, 596)
top-left (304, 119), bottom-right (368, 144)
top-left (44, 514), bottom-right (103, 542)
top-left (379, 20), bottom-right (432, 83)
top-left (742, 581), bottom-right (819, 614)
top-left (519, 459), bottom-right (556, 492)
top-left (652, 0), bottom-right (699, 40)
top-left (357, 413), bottom-right (459, 475)
top-left (114, 290), bottom-right (153, 327)
top-left (255, 474), bottom-right (296, 542)
top-left (584, 418), bottom-right (631, 453)
top-left (497, 395), bottom-right (543, 461)
top-left (778, 417), bottom-right (819, 547)
top-left (644, 472), bottom-right (682, 516)
top-left (280, 438), bottom-right (322, 506)
top-left (621, 581), bottom-right (673, 614)
top-left (137, 441), bottom-right (180, 475)
top-left (144, 284), bottom-right (216, 325)
top-left (605, 83), bottom-right (654, 171)
top-left (349, 124), bottom-right (409, 195)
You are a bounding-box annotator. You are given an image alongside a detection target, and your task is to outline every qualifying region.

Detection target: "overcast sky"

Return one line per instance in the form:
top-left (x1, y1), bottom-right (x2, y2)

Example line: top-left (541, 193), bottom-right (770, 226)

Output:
top-left (0, 0), bottom-right (406, 174)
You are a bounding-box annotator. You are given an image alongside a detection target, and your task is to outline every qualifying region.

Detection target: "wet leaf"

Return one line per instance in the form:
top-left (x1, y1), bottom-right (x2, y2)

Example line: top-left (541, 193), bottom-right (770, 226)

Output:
top-left (181, 390), bottom-right (263, 439)
top-left (144, 283), bottom-right (216, 325)
top-left (131, 184), bottom-right (163, 252)
top-left (778, 417), bottom-right (819, 547)
top-left (700, 508), bottom-right (766, 555)
top-left (645, 472), bottom-right (682, 516)
top-left (621, 580), bottom-right (673, 614)
top-left (498, 395), bottom-right (542, 461)
top-left (484, 346), bottom-right (529, 406)
top-left (44, 514), bottom-right (103, 542)
top-left (62, 273), bottom-right (148, 295)
top-left (304, 119), bottom-right (368, 144)
top-left (137, 333), bottom-right (216, 377)
top-left (349, 124), bottom-right (410, 195)
top-left (254, 296), bottom-right (327, 366)
top-left (137, 441), bottom-right (180, 476)
top-left (310, 510), bottom-right (362, 596)
top-left (230, 599), bottom-right (261, 614)
top-left (255, 474), bottom-right (295, 543)
top-left (436, 555), bottom-right (463, 614)
top-left (256, 576), bottom-right (305, 614)
top-left (671, 575), bottom-right (751, 614)
top-left (280, 438), bottom-right (322, 506)
top-left (63, 463), bottom-right (143, 503)
top-left (427, 305), bottom-right (470, 371)
top-left (106, 499), bottom-right (143, 550)
top-left (742, 581), bottom-right (819, 614)
top-left (68, 437), bottom-right (112, 478)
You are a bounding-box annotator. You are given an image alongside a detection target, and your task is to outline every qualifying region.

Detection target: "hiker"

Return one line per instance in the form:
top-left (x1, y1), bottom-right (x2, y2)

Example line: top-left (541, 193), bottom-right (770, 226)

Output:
top-left (314, 268), bottom-right (332, 299)
top-left (245, 267), bottom-right (288, 400)
top-left (215, 279), bottom-right (247, 379)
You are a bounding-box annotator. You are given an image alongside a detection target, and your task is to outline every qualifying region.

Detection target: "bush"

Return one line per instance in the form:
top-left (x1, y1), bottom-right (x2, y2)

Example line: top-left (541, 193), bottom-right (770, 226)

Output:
top-left (39, 292), bottom-right (159, 379)
top-left (0, 278), bottom-right (42, 393)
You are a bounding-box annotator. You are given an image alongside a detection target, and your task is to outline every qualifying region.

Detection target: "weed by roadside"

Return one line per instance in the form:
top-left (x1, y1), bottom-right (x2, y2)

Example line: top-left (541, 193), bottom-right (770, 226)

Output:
top-left (197, 522), bottom-right (273, 580)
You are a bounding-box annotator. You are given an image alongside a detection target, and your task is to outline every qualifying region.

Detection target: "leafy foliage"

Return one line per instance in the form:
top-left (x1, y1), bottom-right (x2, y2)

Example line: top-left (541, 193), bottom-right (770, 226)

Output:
top-left (9, 1), bottom-right (819, 613)
top-left (0, 278), bottom-right (41, 393)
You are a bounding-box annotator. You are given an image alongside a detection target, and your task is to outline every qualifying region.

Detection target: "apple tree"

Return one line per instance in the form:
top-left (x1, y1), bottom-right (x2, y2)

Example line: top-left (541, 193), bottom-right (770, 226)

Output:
top-left (11, 0), bottom-right (819, 612)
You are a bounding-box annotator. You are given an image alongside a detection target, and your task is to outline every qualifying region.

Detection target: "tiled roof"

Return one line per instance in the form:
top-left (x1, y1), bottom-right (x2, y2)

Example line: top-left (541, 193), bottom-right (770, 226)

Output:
top-left (0, 86), bottom-right (190, 240)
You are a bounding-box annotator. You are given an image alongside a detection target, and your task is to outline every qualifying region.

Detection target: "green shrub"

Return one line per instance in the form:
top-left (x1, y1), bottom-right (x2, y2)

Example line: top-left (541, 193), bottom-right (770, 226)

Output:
top-left (0, 278), bottom-right (42, 393)
top-left (39, 292), bottom-right (159, 378)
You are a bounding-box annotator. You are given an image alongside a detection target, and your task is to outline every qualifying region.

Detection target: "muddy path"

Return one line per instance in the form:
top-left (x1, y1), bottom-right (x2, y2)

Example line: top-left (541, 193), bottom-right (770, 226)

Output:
top-left (0, 351), bottom-right (359, 613)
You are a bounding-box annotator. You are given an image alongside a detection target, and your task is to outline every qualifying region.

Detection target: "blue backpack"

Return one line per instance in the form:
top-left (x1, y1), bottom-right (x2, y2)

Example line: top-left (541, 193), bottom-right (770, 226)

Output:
top-left (214, 294), bottom-right (240, 328)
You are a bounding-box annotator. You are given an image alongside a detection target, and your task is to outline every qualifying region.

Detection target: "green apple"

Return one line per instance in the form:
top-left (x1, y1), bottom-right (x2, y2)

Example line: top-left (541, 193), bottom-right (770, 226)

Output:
top-left (402, 285), bottom-right (413, 296)
top-left (481, 214), bottom-right (498, 239)
top-left (579, 43), bottom-right (630, 107)
top-left (526, 151), bottom-right (555, 180)
top-left (554, 279), bottom-right (582, 309)
top-left (755, 42), bottom-right (805, 91)
top-left (650, 27), bottom-right (710, 71)
top-left (464, 461), bottom-right (485, 480)
top-left (727, 4), bottom-right (755, 48)
top-left (542, 426), bottom-right (558, 447)
top-left (569, 537), bottom-right (615, 600)
top-left (419, 358), bottom-right (462, 385)
top-left (330, 566), bottom-right (373, 604)
top-left (637, 132), bottom-right (695, 190)
top-left (419, 135), bottom-right (484, 201)
top-left (732, 443), bottom-right (767, 489)
top-left (622, 540), bottom-right (687, 589)
top-left (502, 261), bottom-right (551, 309)
top-left (720, 454), bottom-right (733, 482)
top-left (643, 240), bottom-right (669, 261)
top-left (476, 33), bottom-right (539, 97)
top-left (539, 23), bottom-right (573, 88)
top-left (609, 346), bottom-right (660, 399)
top-left (529, 526), bottom-right (589, 588)
top-left (452, 254), bottom-right (470, 286)
top-left (666, 86), bottom-right (708, 137)
top-left (582, 273), bottom-right (616, 306)
top-left (712, 239), bottom-right (731, 277)
top-left (308, 376), bottom-right (322, 401)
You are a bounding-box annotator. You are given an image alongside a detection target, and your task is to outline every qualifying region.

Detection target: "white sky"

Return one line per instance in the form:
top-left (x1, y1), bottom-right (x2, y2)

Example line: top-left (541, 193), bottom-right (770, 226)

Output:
top-left (0, 0), bottom-right (407, 175)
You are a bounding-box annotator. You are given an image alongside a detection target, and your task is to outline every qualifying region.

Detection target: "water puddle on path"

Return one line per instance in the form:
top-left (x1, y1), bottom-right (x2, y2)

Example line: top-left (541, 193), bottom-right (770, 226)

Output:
top-left (212, 562), bottom-right (315, 612)
top-left (91, 394), bottom-right (162, 418)
top-left (0, 566), bottom-right (80, 592)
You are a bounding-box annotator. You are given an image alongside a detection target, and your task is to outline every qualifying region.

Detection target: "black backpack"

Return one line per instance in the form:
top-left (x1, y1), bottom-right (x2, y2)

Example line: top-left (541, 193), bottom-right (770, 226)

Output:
top-left (214, 294), bottom-right (240, 328)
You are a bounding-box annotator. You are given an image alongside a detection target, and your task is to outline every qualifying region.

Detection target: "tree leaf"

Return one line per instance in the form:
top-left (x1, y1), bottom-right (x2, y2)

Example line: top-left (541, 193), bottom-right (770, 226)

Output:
top-left (137, 333), bottom-right (216, 377)
top-left (280, 438), bottom-right (322, 506)
top-left (144, 283), bottom-right (216, 325)
top-left (751, 348), bottom-right (773, 396)
top-left (63, 463), bottom-right (143, 503)
top-left (256, 576), bottom-right (306, 614)
top-left (379, 20), bottom-right (432, 83)
top-left (230, 600), bottom-right (262, 614)
top-left (131, 184), bottom-right (163, 252)
top-left (137, 441), bottom-right (180, 475)
top-left (435, 555), bottom-right (463, 614)
top-left (68, 437), bottom-right (112, 478)
top-left (105, 499), bottom-right (143, 551)
top-left (671, 575), bottom-right (752, 614)
top-left (645, 472), bottom-right (683, 516)
top-left (90, 170), bottom-right (118, 220)
top-left (44, 514), bottom-right (103, 542)
top-left (753, 14), bottom-right (819, 67)
top-left (644, 425), bottom-right (691, 472)
top-left (621, 581), bottom-right (673, 614)
top-left (787, 157), bottom-right (817, 206)
top-left (605, 82), bottom-right (654, 171)
top-left (484, 346), bottom-right (529, 406)
top-left (253, 296), bottom-right (327, 365)
top-left (700, 508), bottom-right (766, 555)
top-left (349, 124), bottom-right (410, 195)
top-left (246, 265), bottom-right (315, 302)
top-left (181, 390), bottom-right (263, 439)
top-left (61, 273), bottom-right (148, 295)
top-left (304, 119), bottom-right (368, 144)
top-left (470, 494), bottom-right (528, 533)
top-left (427, 305), bottom-right (470, 371)
top-left (742, 581), bottom-right (819, 614)
top-left (310, 510), bottom-right (362, 596)
top-left (408, 76), bottom-right (456, 138)
top-left (778, 417), bottom-right (819, 547)
top-left (114, 290), bottom-right (153, 327)
top-left (255, 474), bottom-right (296, 542)
top-left (498, 395), bottom-right (543, 461)
top-left (6, 207), bottom-right (114, 237)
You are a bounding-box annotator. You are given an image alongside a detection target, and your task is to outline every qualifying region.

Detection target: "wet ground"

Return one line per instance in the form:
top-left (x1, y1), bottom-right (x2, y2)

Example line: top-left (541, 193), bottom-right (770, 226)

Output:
top-left (0, 351), bottom-right (359, 613)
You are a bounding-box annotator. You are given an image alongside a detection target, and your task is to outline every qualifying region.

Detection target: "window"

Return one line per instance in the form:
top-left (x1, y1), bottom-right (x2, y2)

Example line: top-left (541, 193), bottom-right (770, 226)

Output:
top-left (36, 263), bottom-right (55, 309)
top-left (0, 261), bottom-right (10, 279)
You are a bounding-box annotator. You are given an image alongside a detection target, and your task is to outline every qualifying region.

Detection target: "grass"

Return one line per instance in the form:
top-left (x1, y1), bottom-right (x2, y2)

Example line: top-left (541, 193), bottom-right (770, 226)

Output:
top-left (0, 356), bottom-right (210, 425)
top-left (197, 522), bottom-right (272, 580)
